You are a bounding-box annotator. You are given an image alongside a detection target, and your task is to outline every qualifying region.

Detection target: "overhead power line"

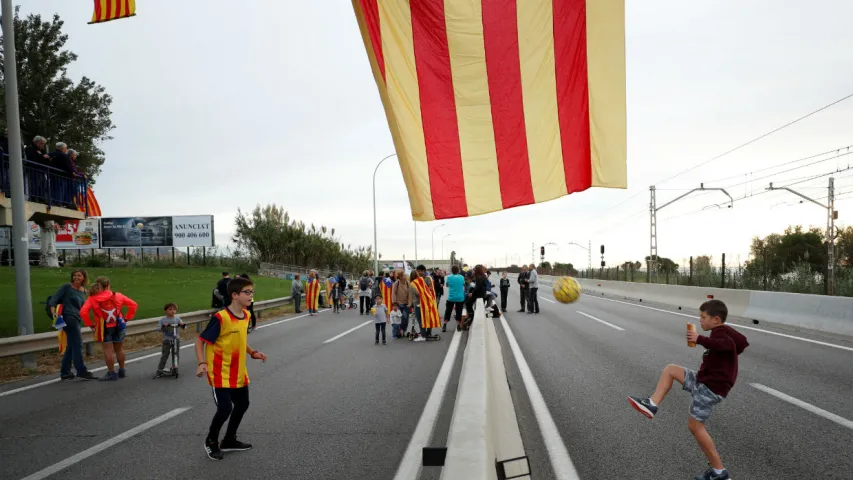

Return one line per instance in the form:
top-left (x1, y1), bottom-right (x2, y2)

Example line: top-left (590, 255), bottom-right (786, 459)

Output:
top-left (656, 92), bottom-right (853, 186)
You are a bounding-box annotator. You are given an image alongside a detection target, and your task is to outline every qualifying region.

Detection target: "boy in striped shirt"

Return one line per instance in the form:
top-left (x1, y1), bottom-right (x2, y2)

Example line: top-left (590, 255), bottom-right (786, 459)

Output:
top-left (196, 277), bottom-right (268, 460)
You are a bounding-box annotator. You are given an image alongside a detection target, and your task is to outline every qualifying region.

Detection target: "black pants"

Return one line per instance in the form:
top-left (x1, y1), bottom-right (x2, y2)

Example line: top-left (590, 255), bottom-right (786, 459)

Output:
top-left (519, 288), bottom-right (528, 310)
top-left (375, 322), bottom-right (386, 343)
top-left (528, 288), bottom-right (539, 313)
top-left (444, 301), bottom-right (464, 323)
top-left (209, 386), bottom-right (250, 441)
top-left (294, 295), bottom-right (301, 313)
top-left (360, 296), bottom-right (370, 314)
top-left (500, 287), bottom-right (509, 310)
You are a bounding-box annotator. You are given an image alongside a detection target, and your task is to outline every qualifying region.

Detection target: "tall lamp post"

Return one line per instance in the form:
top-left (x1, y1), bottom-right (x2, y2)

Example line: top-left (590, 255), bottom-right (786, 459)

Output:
top-left (431, 223), bottom-right (446, 269)
top-left (441, 233), bottom-right (451, 269)
top-left (137, 222), bottom-right (144, 264)
top-left (372, 153), bottom-right (397, 274)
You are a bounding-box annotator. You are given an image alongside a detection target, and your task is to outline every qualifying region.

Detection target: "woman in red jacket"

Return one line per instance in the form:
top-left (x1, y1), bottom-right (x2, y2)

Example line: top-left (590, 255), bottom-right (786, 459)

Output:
top-left (80, 277), bottom-right (138, 381)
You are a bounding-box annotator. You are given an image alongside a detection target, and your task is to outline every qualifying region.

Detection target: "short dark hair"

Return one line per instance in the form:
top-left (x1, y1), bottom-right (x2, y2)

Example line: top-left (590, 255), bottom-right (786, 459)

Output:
top-left (164, 303), bottom-right (177, 311)
top-left (417, 264), bottom-right (426, 271)
top-left (700, 300), bottom-right (728, 322)
top-left (451, 265), bottom-right (459, 274)
top-left (222, 271), bottom-right (229, 277)
top-left (228, 277), bottom-right (254, 298)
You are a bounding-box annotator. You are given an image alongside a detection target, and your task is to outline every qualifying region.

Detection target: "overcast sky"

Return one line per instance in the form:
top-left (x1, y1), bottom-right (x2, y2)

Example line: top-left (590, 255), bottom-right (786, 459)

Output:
top-left (20, 1), bottom-right (853, 270)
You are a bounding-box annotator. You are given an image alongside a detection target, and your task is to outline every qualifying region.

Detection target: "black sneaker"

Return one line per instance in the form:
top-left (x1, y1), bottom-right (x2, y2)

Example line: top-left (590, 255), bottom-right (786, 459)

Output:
top-left (627, 396), bottom-right (658, 419)
top-left (695, 468), bottom-right (731, 480)
top-left (517, 309), bottom-right (525, 313)
top-left (205, 437), bottom-right (224, 460)
top-left (442, 325), bottom-right (447, 332)
top-left (220, 437), bottom-right (252, 452)
top-left (77, 371), bottom-right (98, 381)
top-left (60, 373), bottom-right (75, 380)
top-left (118, 368), bottom-right (126, 379)
top-left (99, 372), bottom-right (118, 382)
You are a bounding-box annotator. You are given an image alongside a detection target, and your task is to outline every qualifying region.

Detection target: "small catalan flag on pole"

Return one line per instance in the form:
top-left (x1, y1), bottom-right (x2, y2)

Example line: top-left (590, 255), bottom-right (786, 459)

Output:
top-left (89, 0), bottom-right (136, 24)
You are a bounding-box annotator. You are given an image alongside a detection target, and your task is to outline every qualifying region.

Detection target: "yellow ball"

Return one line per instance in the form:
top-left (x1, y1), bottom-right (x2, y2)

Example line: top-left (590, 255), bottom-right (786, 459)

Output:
top-left (552, 277), bottom-right (582, 304)
top-left (370, 307), bottom-right (376, 315)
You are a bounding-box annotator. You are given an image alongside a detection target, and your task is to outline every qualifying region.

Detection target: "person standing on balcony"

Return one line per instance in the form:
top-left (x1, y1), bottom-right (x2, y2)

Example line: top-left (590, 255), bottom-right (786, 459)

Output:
top-left (50, 142), bottom-right (76, 207)
top-left (25, 136), bottom-right (51, 167)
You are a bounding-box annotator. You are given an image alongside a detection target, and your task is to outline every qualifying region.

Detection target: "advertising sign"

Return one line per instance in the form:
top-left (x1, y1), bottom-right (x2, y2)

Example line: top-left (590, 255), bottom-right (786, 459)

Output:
top-left (172, 215), bottom-right (214, 247)
top-left (99, 215), bottom-right (214, 248)
top-left (28, 220), bottom-right (100, 250)
top-left (101, 217), bottom-right (173, 248)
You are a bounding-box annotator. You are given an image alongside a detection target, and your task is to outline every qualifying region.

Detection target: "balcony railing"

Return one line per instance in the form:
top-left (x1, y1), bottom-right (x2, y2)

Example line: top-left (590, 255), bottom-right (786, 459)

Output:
top-left (0, 155), bottom-right (89, 217)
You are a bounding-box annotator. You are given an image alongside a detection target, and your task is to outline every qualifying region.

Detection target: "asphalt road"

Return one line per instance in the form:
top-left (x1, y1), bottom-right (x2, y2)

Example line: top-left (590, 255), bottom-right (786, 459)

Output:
top-left (498, 283), bottom-right (853, 479)
top-left (2, 282), bottom-right (852, 480)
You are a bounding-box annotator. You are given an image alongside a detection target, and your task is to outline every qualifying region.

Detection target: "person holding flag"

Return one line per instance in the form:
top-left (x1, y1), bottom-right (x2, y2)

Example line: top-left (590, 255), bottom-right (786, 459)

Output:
top-left (411, 265), bottom-right (441, 341)
top-left (380, 272), bottom-right (394, 312)
top-left (305, 270), bottom-right (321, 316)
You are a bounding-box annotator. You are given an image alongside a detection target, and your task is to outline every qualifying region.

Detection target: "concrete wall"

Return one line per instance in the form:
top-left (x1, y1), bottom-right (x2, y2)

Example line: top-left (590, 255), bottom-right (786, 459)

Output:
top-left (532, 274), bottom-right (853, 337)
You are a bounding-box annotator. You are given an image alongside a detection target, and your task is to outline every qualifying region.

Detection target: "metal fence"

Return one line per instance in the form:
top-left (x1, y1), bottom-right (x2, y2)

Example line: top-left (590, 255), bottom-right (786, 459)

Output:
top-left (1, 156), bottom-right (89, 214)
top-left (577, 254), bottom-right (853, 297)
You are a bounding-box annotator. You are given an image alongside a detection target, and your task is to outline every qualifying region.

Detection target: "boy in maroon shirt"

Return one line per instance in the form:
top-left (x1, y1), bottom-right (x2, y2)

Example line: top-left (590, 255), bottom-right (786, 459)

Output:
top-left (627, 300), bottom-right (749, 480)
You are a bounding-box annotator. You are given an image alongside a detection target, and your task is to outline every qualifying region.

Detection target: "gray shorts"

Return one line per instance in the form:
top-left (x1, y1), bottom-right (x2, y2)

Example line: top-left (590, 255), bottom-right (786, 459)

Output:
top-left (682, 368), bottom-right (724, 422)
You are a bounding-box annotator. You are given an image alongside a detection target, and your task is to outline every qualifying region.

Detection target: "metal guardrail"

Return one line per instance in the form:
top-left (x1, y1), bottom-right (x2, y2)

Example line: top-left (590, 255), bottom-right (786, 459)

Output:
top-left (0, 294), bottom-right (314, 358)
top-left (0, 155), bottom-right (89, 214)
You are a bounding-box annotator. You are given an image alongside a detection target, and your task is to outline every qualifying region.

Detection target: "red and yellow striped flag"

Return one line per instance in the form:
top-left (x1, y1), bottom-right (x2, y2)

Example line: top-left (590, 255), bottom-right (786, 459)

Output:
top-left (89, 0), bottom-right (136, 24)
top-left (352, 0), bottom-right (626, 221)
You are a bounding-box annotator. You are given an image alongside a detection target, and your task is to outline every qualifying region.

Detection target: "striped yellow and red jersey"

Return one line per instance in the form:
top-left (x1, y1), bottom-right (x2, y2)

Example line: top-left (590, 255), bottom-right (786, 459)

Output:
top-left (199, 308), bottom-right (251, 388)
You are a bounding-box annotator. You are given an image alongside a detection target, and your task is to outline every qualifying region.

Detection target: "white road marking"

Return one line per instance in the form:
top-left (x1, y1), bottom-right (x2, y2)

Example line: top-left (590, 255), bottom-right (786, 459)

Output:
top-left (576, 311), bottom-right (625, 331)
top-left (583, 294), bottom-right (853, 353)
top-left (322, 321), bottom-right (372, 344)
top-left (539, 296), bottom-right (558, 304)
top-left (0, 311), bottom-right (326, 399)
top-left (19, 407), bottom-right (191, 480)
top-left (751, 383), bottom-right (853, 431)
top-left (393, 331), bottom-right (463, 480)
top-left (499, 314), bottom-right (581, 480)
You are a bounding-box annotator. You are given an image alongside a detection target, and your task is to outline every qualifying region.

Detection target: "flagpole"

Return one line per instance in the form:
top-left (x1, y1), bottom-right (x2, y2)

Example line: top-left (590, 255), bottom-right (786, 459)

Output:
top-left (373, 153), bottom-right (396, 274)
top-left (3, 0), bottom-right (36, 368)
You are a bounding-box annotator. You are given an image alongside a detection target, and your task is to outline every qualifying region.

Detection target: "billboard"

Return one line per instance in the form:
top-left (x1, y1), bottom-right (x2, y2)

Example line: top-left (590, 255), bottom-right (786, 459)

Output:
top-left (99, 215), bottom-right (213, 248)
top-left (28, 220), bottom-right (100, 250)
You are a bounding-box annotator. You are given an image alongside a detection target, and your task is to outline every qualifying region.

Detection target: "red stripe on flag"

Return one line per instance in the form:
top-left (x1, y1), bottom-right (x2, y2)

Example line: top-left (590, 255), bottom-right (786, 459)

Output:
top-left (105, 0), bottom-right (113, 20)
top-left (94, 0), bottom-right (103, 22)
top-left (553, 0), bottom-right (592, 192)
top-left (213, 350), bottom-right (223, 388)
top-left (482, 0), bottom-right (535, 209)
top-left (229, 349), bottom-right (240, 388)
top-left (358, 0), bottom-right (385, 81)
top-left (410, 0), bottom-right (467, 219)
top-left (124, 0), bottom-right (130, 17)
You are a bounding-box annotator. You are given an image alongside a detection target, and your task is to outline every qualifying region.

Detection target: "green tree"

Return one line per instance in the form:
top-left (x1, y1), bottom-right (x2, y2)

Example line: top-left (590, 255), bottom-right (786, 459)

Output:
top-left (0, 9), bottom-right (114, 180)
top-left (747, 226), bottom-right (825, 275)
top-left (694, 255), bottom-right (713, 275)
top-left (835, 226), bottom-right (853, 267)
top-left (645, 255), bottom-right (678, 274)
top-left (233, 204), bottom-right (371, 273)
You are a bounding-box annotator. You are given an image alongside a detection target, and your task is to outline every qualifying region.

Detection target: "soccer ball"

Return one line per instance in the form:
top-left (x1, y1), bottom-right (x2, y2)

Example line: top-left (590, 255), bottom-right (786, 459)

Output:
top-left (552, 277), bottom-right (582, 304)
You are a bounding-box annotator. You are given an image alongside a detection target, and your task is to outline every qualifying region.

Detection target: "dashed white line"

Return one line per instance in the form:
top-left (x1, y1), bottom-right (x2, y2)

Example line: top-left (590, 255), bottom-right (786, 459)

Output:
top-left (583, 294), bottom-right (853, 352)
top-left (751, 383), bottom-right (853, 431)
top-left (500, 314), bottom-right (581, 480)
top-left (20, 407), bottom-right (191, 480)
top-left (322, 321), bottom-right (372, 344)
top-left (576, 311), bottom-right (624, 331)
top-left (539, 296), bottom-right (558, 304)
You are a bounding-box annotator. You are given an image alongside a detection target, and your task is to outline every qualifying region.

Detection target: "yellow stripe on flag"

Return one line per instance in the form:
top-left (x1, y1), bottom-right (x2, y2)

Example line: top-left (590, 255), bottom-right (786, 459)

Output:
top-left (587, 0), bottom-right (627, 188)
top-left (445, 0), bottom-right (502, 216)
top-left (517, 0), bottom-right (567, 203)
top-left (90, 0), bottom-right (136, 25)
top-left (379, 0), bottom-right (434, 221)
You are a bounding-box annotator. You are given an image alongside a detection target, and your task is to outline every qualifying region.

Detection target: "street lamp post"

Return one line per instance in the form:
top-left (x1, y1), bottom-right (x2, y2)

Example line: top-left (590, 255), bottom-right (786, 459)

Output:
top-left (373, 153), bottom-right (397, 274)
top-left (431, 223), bottom-right (446, 269)
top-left (441, 233), bottom-right (451, 268)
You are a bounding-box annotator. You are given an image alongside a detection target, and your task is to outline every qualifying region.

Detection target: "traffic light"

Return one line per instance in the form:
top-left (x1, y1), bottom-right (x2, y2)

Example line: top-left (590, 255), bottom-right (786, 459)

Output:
top-left (600, 245), bottom-right (605, 254)
top-left (540, 246), bottom-right (545, 256)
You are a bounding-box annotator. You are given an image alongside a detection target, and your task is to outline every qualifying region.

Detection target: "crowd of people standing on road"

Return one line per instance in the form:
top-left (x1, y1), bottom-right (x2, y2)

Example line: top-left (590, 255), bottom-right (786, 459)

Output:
top-left (515, 264), bottom-right (540, 314)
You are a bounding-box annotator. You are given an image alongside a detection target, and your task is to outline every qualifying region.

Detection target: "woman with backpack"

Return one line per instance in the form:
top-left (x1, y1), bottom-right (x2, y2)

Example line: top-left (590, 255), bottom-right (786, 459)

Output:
top-left (358, 270), bottom-right (373, 315)
top-left (80, 277), bottom-right (138, 381)
top-left (49, 269), bottom-right (97, 380)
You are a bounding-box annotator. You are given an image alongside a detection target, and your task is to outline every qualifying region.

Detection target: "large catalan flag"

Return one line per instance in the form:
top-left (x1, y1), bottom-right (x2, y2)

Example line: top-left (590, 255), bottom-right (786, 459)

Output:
top-left (89, 0), bottom-right (136, 24)
top-left (352, 0), bottom-right (626, 221)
